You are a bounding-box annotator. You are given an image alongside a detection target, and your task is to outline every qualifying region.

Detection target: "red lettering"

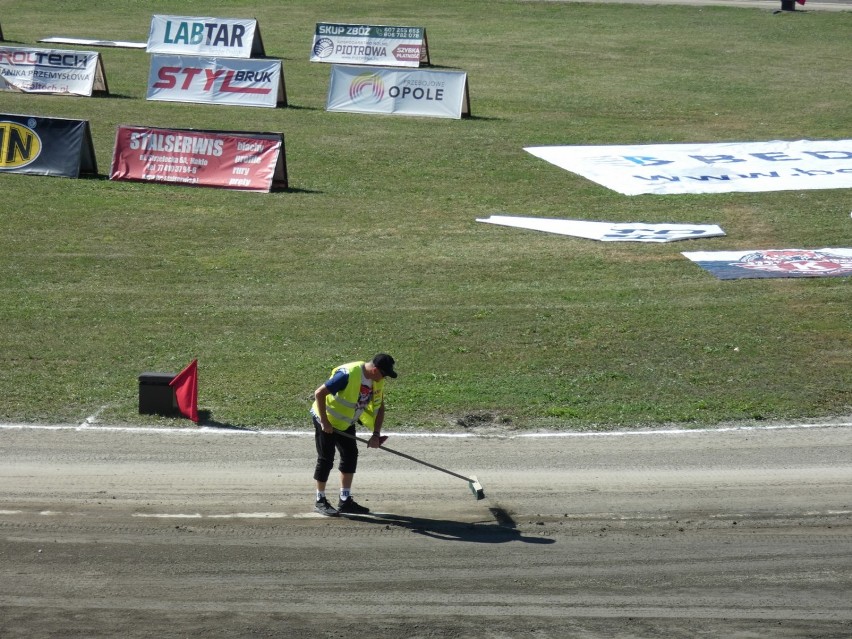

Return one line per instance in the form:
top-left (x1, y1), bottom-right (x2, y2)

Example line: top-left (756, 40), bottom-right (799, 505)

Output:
top-left (203, 68), bottom-right (225, 91)
top-left (180, 68), bottom-right (203, 90)
top-left (153, 66), bottom-right (180, 89)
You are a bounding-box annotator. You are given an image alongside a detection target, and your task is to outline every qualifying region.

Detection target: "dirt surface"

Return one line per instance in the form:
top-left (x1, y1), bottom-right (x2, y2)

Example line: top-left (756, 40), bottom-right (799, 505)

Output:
top-left (2, 423), bottom-right (851, 638)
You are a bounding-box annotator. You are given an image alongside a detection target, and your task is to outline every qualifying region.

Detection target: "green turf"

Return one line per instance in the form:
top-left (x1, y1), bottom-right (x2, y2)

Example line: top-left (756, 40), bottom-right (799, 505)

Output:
top-left (0, 0), bottom-right (849, 430)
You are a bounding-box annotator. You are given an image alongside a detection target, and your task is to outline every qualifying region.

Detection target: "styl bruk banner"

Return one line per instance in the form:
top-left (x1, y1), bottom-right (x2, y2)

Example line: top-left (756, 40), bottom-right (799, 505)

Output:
top-left (311, 23), bottom-right (429, 67)
top-left (525, 140), bottom-right (852, 195)
top-left (147, 15), bottom-right (265, 58)
top-left (327, 65), bottom-right (469, 119)
top-left (147, 54), bottom-right (285, 108)
top-left (0, 45), bottom-right (108, 96)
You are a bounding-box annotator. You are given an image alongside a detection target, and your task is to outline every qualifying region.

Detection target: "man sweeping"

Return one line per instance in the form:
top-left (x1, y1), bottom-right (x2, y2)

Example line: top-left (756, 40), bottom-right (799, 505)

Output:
top-left (310, 353), bottom-right (398, 517)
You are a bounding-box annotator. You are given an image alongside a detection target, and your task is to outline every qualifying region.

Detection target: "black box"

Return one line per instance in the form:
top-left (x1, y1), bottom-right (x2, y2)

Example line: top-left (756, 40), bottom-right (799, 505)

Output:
top-left (138, 372), bottom-right (177, 416)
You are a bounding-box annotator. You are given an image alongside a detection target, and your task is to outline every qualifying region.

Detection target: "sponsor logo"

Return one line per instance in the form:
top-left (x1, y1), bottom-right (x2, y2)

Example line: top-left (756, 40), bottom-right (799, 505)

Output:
top-left (392, 44), bottom-right (421, 61)
top-left (0, 49), bottom-right (89, 68)
top-left (335, 44), bottom-right (387, 58)
top-left (733, 250), bottom-right (852, 276)
top-left (162, 20), bottom-right (246, 48)
top-left (0, 119), bottom-right (41, 169)
top-left (349, 73), bottom-right (384, 103)
top-left (313, 37), bottom-right (334, 58)
top-left (153, 66), bottom-right (273, 94)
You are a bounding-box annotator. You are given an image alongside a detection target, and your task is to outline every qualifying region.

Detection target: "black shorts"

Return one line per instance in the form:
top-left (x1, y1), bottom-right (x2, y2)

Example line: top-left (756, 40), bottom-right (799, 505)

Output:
top-left (312, 416), bottom-right (358, 482)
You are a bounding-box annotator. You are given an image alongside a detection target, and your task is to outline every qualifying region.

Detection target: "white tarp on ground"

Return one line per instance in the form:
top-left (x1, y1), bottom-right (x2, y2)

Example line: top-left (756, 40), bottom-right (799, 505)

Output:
top-left (524, 140), bottom-right (852, 195)
top-left (477, 215), bottom-right (725, 242)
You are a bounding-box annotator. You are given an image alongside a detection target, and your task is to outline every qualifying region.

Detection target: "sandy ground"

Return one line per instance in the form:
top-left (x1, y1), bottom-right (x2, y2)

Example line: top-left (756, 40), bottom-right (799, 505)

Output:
top-left (1, 422), bottom-right (850, 638)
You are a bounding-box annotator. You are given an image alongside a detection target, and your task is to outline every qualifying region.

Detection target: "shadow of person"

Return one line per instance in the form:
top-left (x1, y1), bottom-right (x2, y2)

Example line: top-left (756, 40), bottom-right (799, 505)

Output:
top-left (341, 505), bottom-right (555, 545)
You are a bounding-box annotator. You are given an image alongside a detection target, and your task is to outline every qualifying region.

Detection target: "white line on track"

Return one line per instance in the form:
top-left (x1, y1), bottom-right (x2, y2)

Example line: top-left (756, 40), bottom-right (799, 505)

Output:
top-left (0, 420), bottom-right (850, 438)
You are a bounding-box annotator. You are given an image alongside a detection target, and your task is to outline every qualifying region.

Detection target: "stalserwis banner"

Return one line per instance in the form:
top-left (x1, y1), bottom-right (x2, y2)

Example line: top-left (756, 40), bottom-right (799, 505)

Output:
top-left (524, 140), bottom-right (852, 195)
top-left (147, 54), bottom-right (286, 108)
top-left (109, 125), bottom-right (287, 192)
top-left (147, 15), bottom-right (266, 58)
top-left (311, 23), bottom-right (429, 67)
top-left (0, 46), bottom-right (108, 96)
top-left (327, 65), bottom-right (469, 119)
top-left (0, 113), bottom-right (97, 178)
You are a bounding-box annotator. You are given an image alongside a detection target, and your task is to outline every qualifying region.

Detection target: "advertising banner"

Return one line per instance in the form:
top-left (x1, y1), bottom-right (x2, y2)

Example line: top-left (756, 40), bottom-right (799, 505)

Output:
top-left (147, 15), bottom-right (265, 58)
top-left (327, 65), bottom-right (469, 119)
top-left (682, 249), bottom-right (852, 279)
top-left (477, 215), bottom-right (725, 243)
top-left (0, 113), bottom-right (97, 178)
top-left (0, 46), bottom-right (108, 96)
top-left (109, 125), bottom-right (287, 192)
top-left (311, 23), bottom-right (429, 67)
top-left (524, 140), bottom-right (852, 195)
top-left (146, 54), bottom-right (286, 108)
top-left (40, 37), bottom-right (147, 50)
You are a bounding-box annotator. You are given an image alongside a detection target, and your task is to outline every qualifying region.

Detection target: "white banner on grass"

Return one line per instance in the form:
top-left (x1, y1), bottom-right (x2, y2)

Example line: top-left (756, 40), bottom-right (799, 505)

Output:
top-left (147, 54), bottom-right (285, 108)
top-left (40, 37), bottom-right (147, 49)
top-left (477, 215), bottom-right (725, 242)
top-left (327, 65), bottom-right (469, 119)
top-left (147, 15), bottom-right (265, 58)
top-left (0, 46), bottom-right (107, 96)
top-left (524, 140), bottom-right (852, 195)
top-left (311, 23), bottom-right (429, 67)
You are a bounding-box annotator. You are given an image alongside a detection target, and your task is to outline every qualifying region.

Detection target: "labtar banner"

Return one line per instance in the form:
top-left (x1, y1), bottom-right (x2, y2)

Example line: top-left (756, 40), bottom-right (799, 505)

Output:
top-left (0, 45), bottom-right (108, 96)
top-left (147, 15), bottom-right (265, 58)
top-left (0, 113), bottom-right (97, 178)
top-left (311, 23), bottom-right (429, 67)
top-left (109, 125), bottom-right (287, 192)
top-left (327, 65), bottom-right (469, 119)
top-left (147, 54), bottom-right (286, 108)
top-left (525, 140), bottom-right (852, 195)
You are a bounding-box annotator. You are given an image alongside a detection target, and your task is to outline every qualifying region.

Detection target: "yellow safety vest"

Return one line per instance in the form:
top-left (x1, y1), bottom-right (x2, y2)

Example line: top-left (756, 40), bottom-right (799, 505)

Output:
top-left (312, 361), bottom-right (384, 431)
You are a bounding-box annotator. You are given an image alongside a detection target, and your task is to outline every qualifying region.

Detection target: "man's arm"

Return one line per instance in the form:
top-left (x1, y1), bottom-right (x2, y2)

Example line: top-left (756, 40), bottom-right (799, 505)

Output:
top-left (314, 384), bottom-right (333, 434)
top-left (367, 402), bottom-right (385, 448)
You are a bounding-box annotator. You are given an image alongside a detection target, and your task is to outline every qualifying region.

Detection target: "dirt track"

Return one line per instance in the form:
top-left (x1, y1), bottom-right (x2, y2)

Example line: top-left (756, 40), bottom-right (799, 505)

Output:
top-left (2, 423), bottom-right (850, 638)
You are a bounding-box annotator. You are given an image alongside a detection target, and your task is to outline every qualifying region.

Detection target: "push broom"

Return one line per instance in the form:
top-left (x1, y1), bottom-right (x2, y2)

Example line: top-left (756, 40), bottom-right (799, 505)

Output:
top-left (338, 430), bottom-right (485, 500)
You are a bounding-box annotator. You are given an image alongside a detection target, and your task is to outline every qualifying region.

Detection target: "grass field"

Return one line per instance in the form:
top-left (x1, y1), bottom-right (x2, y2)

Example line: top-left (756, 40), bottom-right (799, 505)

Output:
top-left (0, 0), bottom-right (849, 431)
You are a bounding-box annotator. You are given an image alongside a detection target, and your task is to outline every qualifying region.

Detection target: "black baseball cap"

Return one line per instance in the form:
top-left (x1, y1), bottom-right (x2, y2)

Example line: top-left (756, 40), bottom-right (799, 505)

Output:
top-left (372, 353), bottom-right (397, 378)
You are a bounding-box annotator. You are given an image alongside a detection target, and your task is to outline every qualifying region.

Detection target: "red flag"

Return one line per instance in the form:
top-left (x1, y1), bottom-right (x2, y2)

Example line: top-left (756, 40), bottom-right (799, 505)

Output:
top-left (170, 359), bottom-right (199, 423)
top-left (796, 0), bottom-right (805, 4)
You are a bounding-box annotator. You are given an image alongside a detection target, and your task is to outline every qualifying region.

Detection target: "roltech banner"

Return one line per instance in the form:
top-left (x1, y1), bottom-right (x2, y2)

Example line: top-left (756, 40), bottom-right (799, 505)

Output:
top-left (109, 125), bottom-right (287, 192)
top-left (0, 113), bottom-right (97, 177)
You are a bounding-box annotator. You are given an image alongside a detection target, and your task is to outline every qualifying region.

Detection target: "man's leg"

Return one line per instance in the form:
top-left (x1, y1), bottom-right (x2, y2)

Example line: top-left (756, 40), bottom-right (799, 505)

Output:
top-left (313, 417), bottom-right (338, 516)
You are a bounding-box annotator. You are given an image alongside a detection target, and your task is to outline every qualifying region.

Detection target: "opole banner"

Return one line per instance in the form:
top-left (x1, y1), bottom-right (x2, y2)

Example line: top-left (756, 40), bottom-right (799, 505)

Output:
top-left (311, 23), bottom-right (430, 67)
top-left (0, 45), bottom-right (108, 96)
top-left (327, 65), bottom-right (470, 119)
top-left (109, 125), bottom-right (287, 192)
top-left (147, 54), bottom-right (286, 108)
top-left (0, 113), bottom-right (97, 178)
top-left (147, 15), bottom-right (266, 58)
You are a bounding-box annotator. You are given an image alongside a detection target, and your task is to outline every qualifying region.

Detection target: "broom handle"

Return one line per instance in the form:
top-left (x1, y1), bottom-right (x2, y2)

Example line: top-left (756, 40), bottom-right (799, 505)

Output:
top-left (337, 430), bottom-right (473, 483)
